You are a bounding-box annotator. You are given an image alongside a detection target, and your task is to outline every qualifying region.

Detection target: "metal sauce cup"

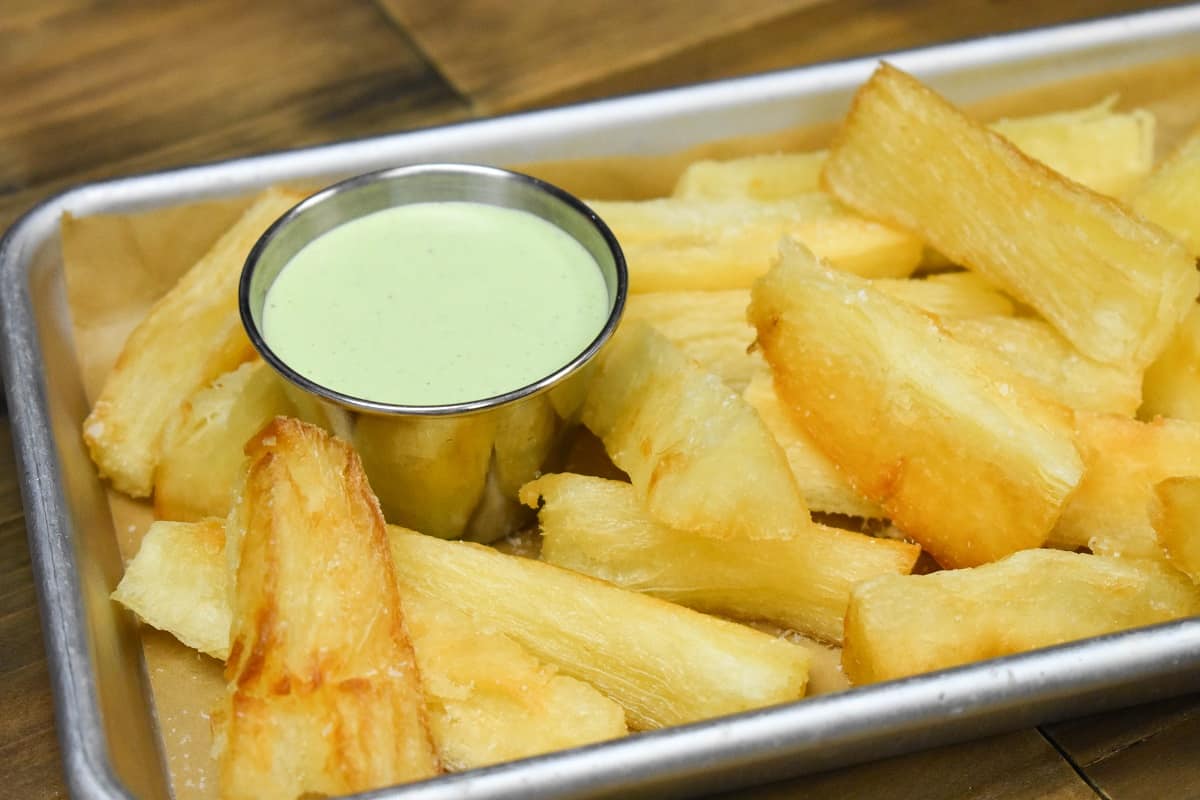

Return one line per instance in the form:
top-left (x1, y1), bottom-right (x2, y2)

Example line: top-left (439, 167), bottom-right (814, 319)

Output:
top-left (240, 163), bottom-right (626, 542)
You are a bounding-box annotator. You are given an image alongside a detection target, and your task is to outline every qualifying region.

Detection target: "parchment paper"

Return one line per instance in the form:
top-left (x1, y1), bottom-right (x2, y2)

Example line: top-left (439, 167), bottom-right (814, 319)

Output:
top-left (60, 54), bottom-right (1200, 800)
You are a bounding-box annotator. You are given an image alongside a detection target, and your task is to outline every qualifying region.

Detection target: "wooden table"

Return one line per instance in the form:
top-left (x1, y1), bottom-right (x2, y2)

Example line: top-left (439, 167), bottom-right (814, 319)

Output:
top-left (3, 2), bottom-right (1199, 798)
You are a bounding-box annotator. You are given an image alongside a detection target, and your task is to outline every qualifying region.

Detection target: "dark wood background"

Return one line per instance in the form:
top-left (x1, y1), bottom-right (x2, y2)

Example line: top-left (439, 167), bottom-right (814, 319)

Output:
top-left (3, 2), bottom-right (1199, 798)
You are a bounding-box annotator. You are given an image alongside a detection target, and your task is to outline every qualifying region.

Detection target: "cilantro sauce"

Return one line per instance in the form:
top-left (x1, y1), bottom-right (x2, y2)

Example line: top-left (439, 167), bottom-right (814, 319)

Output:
top-left (262, 201), bottom-right (609, 406)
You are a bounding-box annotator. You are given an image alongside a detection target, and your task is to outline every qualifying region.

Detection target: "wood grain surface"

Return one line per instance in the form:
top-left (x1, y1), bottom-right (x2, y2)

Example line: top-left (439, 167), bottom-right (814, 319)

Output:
top-left (3, 2), bottom-right (1200, 799)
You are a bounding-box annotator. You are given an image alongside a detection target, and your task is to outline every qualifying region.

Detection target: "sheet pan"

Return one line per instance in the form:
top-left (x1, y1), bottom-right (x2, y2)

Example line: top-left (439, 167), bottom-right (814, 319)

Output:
top-left (5, 5), bottom-right (1200, 798)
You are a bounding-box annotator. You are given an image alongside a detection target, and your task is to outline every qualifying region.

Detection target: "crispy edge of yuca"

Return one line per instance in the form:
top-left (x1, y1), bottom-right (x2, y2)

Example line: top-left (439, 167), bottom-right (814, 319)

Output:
top-left (842, 549), bottom-right (1200, 684)
top-left (111, 517), bottom-right (628, 773)
top-left (582, 319), bottom-right (811, 541)
top-left (1132, 121), bottom-right (1200, 258)
top-left (153, 360), bottom-right (296, 522)
top-left (82, 188), bottom-right (304, 497)
top-left (388, 528), bottom-right (810, 730)
top-left (822, 63), bottom-right (1197, 368)
top-left (1152, 477), bottom-right (1200, 585)
top-left (213, 418), bottom-right (440, 798)
top-left (1051, 413), bottom-right (1200, 558)
top-left (525, 473), bottom-right (917, 643)
top-left (749, 240), bottom-right (1084, 568)
top-left (742, 370), bottom-right (884, 519)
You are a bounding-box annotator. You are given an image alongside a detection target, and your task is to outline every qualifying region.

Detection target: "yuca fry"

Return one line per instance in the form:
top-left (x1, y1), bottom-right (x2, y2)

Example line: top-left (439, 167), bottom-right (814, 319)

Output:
top-left (624, 273), bottom-right (1011, 392)
top-left (388, 529), bottom-right (810, 730)
top-left (215, 418), bottom-right (439, 797)
top-left (875, 271), bottom-right (1015, 318)
top-left (843, 549), bottom-right (1200, 685)
top-left (588, 197), bottom-right (921, 291)
top-left (111, 519), bottom-right (229, 659)
top-left (1152, 478), bottom-right (1200, 584)
top-left (154, 360), bottom-right (296, 521)
top-left (742, 371), bottom-right (883, 519)
top-left (82, 189), bottom-right (303, 496)
top-left (988, 96), bottom-right (1155, 199)
top-left (750, 241), bottom-right (1083, 568)
top-left (113, 518), bottom-right (628, 772)
top-left (943, 316), bottom-right (1142, 416)
top-left (1050, 414), bottom-right (1200, 558)
top-left (672, 98), bottom-right (1154, 201)
top-left (582, 320), bottom-right (809, 541)
top-left (822, 64), bottom-right (1197, 368)
top-left (355, 413), bottom-right (497, 541)
top-left (1141, 305), bottom-right (1200, 422)
top-left (674, 152), bottom-right (829, 200)
top-left (624, 290), bottom-right (763, 390)
top-left (1133, 122), bottom-right (1200, 257)
top-left (524, 473), bottom-right (918, 642)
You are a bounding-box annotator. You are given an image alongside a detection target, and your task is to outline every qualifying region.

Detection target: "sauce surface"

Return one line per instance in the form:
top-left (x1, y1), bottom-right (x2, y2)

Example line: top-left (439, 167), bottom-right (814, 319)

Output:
top-left (262, 201), bottom-right (609, 406)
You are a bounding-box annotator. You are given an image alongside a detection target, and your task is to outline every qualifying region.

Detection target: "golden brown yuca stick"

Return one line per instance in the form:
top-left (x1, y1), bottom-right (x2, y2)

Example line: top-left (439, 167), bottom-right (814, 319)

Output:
top-left (112, 518), bottom-right (627, 772)
top-left (153, 360), bottom-right (296, 522)
top-left (1050, 414), bottom-right (1200, 559)
top-left (843, 549), bottom-right (1200, 685)
top-left (582, 320), bottom-right (810, 541)
top-left (111, 519), bottom-right (230, 659)
top-left (988, 97), bottom-right (1155, 198)
top-left (749, 241), bottom-right (1083, 568)
top-left (623, 290), bottom-right (763, 391)
top-left (674, 152), bottom-right (828, 200)
top-left (942, 316), bottom-right (1142, 416)
top-left (214, 418), bottom-right (440, 797)
top-left (525, 473), bottom-right (918, 642)
top-left (1152, 478), bottom-right (1200, 584)
top-left (742, 371), bottom-right (883, 519)
top-left (1132, 122), bottom-right (1200, 257)
top-left (874, 271), bottom-right (1015, 318)
top-left (388, 529), bottom-right (810, 731)
top-left (588, 197), bottom-right (921, 291)
top-left (82, 189), bottom-right (303, 496)
top-left (624, 274), bottom-right (1012, 392)
top-left (672, 98), bottom-right (1153, 201)
top-left (1141, 305), bottom-right (1200, 422)
top-left (823, 64), bottom-right (1197, 368)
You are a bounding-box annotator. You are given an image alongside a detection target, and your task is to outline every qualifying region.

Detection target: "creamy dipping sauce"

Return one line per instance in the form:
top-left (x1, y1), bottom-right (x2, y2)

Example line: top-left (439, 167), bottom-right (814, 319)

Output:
top-left (262, 201), bottom-right (610, 406)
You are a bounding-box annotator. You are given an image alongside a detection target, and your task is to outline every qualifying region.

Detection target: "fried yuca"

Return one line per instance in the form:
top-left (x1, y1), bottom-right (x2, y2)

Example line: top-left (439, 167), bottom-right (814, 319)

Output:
top-left (388, 529), bottom-right (810, 730)
top-left (82, 189), bottom-right (303, 496)
top-left (154, 360), bottom-right (296, 521)
top-left (582, 320), bottom-right (809, 541)
top-left (673, 98), bottom-right (1154, 201)
top-left (1050, 414), bottom-right (1200, 559)
top-left (1132, 122), bottom-right (1200, 257)
top-left (749, 241), bottom-right (1084, 568)
top-left (822, 64), bottom-right (1197, 368)
top-left (525, 473), bottom-right (917, 642)
top-left (113, 518), bottom-right (628, 772)
top-left (214, 418), bottom-right (440, 797)
top-left (1152, 478), bottom-right (1200, 584)
top-left (942, 316), bottom-right (1142, 416)
top-left (588, 196), bottom-right (921, 291)
top-left (1141, 305), bottom-right (1200, 422)
top-left (623, 273), bottom-right (1012, 393)
top-left (624, 290), bottom-right (764, 391)
top-left (742, 371), bottom-right (883, 519)
top-left (842, 549), bottom-right (1200, 685)
top-left (111, 519), bottom-right (229, 659)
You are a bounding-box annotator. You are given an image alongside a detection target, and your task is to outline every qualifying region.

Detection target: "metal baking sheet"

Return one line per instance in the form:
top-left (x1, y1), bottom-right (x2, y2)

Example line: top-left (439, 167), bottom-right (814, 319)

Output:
top-left (5, 5), bottom-right (1200, 799)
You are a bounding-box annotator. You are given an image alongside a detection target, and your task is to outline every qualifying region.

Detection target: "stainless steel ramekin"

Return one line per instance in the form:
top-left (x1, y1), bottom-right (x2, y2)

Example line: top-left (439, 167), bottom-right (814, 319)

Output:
top-left (240, 163), bottom-right (626, 541)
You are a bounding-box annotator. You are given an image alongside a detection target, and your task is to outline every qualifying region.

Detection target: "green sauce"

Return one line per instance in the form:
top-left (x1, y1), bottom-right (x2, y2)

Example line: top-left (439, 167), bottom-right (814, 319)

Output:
top-left (262, 201), bottom-right (609, 406)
